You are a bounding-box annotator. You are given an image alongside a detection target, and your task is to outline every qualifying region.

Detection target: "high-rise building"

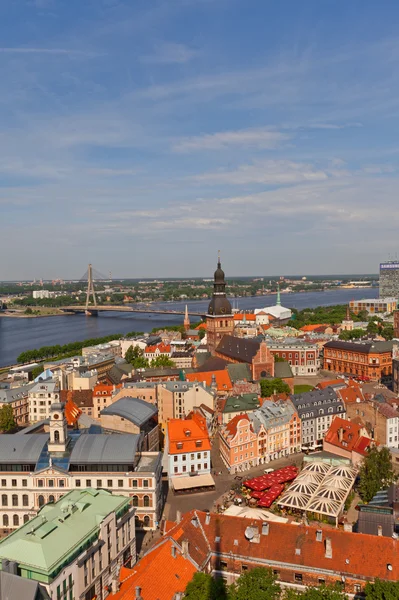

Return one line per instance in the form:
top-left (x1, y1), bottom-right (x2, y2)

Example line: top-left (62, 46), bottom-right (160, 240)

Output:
top-left (379, 261), bottom-right (399, 298)
top-left (206, 256), bottom-right (234, 352)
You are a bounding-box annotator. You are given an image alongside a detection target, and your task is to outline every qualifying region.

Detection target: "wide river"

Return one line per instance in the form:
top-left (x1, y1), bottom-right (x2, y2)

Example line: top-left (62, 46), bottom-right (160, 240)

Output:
top-left (0, 288), bottom-right (377, 367)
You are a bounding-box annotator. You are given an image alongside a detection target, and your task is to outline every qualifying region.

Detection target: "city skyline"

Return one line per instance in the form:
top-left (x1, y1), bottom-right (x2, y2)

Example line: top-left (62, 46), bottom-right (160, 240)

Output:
top-left (2, 1), bottom-right (399, 279)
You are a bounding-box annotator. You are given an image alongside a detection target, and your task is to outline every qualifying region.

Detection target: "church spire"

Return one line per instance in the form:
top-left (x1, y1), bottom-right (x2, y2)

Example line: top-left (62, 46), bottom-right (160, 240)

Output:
top-left (276, 283), bottom-right (281, 306)
top-left (184, 304), bottom-right (190, 332)
top-left (346, 304), bottom-right (350, 321)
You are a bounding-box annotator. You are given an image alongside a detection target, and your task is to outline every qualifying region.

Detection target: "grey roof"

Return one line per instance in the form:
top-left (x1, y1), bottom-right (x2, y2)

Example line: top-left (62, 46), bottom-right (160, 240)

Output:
top-left (162, 381), bottom-right (211, 393)
top-left (290, 387), bottom-right (345, 418)
top-left (107, 365), bottom-right (127, 385)
top-left (274, 362), bottom-right (294, 379)
top-left (0, 571), bottom-right (50, 600)
top-left (0, 383), bottom-right (35, 404)
top-left (324, 340), bottom-right (394, 354)
top-left (216, 335), bottom-right (260, 364)
top-left (29, 380), bottom-right (59, 395)
top-left (226, 363), bottom-right (252, 383)
top-left (101, 397), bottom-right (157, 426)
top-left (250, 400), bottom-right (295, 433)
top-left (69, 434), bottom-right (140, 464)
top-left (0, 434), bottom-right (49, 464)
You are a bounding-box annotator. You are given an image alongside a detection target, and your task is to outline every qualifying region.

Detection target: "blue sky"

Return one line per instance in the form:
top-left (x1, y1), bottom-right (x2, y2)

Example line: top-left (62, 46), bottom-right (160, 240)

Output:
top-left (2, 0), bottom-right (399, 279)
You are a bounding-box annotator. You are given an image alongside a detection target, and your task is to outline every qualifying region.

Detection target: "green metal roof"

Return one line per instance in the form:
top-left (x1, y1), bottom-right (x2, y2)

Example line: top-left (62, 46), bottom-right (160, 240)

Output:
top-left (0, 488), bottom-right (130, 578)
top-left (222, 393), bottom-right (260, 413)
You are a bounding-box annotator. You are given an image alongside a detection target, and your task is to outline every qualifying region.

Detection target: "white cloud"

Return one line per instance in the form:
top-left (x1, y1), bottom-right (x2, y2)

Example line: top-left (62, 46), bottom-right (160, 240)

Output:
top-left (0, 47), bottom-right (94, 56)
top-left (140, 42), bottom-right (199, 65)
top-left (172, 127), bottom-right (290, 152)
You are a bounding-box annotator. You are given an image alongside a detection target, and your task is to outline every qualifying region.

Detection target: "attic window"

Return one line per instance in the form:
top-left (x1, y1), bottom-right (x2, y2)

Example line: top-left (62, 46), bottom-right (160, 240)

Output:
top-left (195, 440), bottom-right (203, 447)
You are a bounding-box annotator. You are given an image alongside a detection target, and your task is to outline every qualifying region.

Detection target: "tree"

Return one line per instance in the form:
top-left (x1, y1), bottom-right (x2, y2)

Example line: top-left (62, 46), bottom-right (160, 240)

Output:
top-left (151, 355), bottom-right (175, 368)
top-left (0, 405), bottom-right (16, 433)
top-left (184, 572), bottom-right (227, 600)
top-left (364, 579), bottom-right (399, 599)
top-left (31, 365), bottom-right (45, 379)
top-left (229, 567), bottom-right (280, 600)
top-left (359, 446), bottom-right (396, 503)
top-left (338, 329), bottom-right (364, 341)
top-left (381, 325), bottom-right (394, 341)
top-left (125, 345), bottom-right (149, 369)
top-left (260, 378), bottom-right (291, 398)
top-left (286, 584), bottom-right (348, 599)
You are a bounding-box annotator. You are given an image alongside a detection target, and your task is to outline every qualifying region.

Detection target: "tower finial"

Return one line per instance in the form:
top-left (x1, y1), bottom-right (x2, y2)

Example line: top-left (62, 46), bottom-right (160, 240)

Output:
top-left (184, 304), bottom-right (190, 331)
top-left (276, 282), bottom-right (281, 306)
top-left (218, 249), bottom-right (221, 266)
top-left (346, 304), bottom-right (350, 321)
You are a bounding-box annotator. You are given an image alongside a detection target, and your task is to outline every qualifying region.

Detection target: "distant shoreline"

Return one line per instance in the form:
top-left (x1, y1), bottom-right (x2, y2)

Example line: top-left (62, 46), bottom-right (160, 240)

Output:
top-left (0, 311), bottom-right (70, 319)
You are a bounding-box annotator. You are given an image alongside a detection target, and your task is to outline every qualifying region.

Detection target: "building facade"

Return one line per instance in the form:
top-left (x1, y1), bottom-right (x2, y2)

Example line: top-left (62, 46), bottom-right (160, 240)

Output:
top-left (323, 340), bottom-right (393, 381)
top-left (28, 379), bottom-right (60, 423)
top-left (349, 298), bottom-right (397, 315)
top-left (0, 404), bottom-right (163, 533)
top-left (219, 414), bottom-right (259, 473)
top-left (0, 488), bottom-right (136, 600)
top-left (290, 388), bottom-right (346, 450)
top-left (346, 399), bottom-right (399, 449)
top-left (268, 340), bottom-right (320, 376)
top-left (167, 414), bottom-right (212, 480)
top-left (0, 383), bottom-right (32, 427)
top-left (252, 400), bottom-right (301, 463)
top-left (380, 261), bottom-right (399, 298)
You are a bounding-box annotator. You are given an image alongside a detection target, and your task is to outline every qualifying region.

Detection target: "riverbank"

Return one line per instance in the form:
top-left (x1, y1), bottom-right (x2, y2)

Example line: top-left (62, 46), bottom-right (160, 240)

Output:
top-left (0, 308), bottom-right (68, 318)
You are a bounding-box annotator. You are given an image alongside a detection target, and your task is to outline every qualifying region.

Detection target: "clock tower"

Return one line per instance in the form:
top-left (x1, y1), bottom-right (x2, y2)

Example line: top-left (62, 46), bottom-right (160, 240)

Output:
top-left (206, 254), bottom-right (234, 353)
top-left (48, 403), bottom-right (68, 453)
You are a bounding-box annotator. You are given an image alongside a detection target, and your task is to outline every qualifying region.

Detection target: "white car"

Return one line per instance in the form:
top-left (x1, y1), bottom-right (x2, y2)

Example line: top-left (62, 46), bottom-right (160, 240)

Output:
top-left (264, 468), bottom-right (274, 474)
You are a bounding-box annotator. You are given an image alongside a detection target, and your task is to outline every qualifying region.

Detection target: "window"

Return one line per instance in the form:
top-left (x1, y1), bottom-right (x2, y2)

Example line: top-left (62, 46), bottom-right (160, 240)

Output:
top-left (23, 495), bottom-right (29, 507)
top-left (11, 480), bottom-right (17, 487)
top-left (204, 463), bottom-right (208, 469)
top-left (12, 495), bottom-right (18, 507)
top-left (318, 578), bottom-right (325, 585)
top-left (143, 515), bottom-right (150, 527)
top-left (38, 495), bottom-right (45, 507)
top-left (118, 480), bottom-right (123, 488)
top-left (38, 480), bottom-right (44, 488)
top-left (59, 480), bottom-right (65, 488)
top-left (174, 456), bottom-right (178, 462)
top-left (132, 496), bottom-right (139, 507)
top-left (49, 495), bottom-right (55, 503)
top-left (132, 480), bottom-right (137, 488)
top-left (295, 574), bottom-right (303, 582)
top-left (24, 514), bottom-right (29, 524)
top-left (3, 515), bottom-right (8, 527)
top-left (354, 584), bottom-right (361, 594)
top-left (143, 495), bottom-right (150, 507)
top-left (13, 515), bottom-right (19, 527)
top-left (22, 479), bottom-right (27, 487)
top-left (182, 466), bottom-right (186, 473)
top-left (108, 480), bottom-right (113, 487)
top-left (86, 480), bottom-right (91, 487)
top-left (48, 480), bottom-right (54, 487)
top-left (143, 480), bottom-right (149, 488)
top-left (273, 570), bottom-right (280, 579)
top-left (97, 480), bottom-right (102, 488)
top-left (1, 480), bottom-right (5, 487)
top-left (1, 495), bottom-right (7, 507)
top-left (75, 480), bottom-right (81, 487)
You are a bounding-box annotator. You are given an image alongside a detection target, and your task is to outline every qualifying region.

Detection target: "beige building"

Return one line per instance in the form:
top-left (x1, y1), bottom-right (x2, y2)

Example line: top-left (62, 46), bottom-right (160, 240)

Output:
top-left (0, 383), bottom-right (33, 427)
top-left (28, 379), bottom-right (60, 423)
top-left (0, 404), bottom-right (163, 534)
top-left (68, 369), bottom-right (98, 391)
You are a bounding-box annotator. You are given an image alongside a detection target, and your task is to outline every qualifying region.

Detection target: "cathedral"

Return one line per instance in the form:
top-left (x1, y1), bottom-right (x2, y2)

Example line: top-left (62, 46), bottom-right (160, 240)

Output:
top-left (206, 256), bottom-right (235, 352)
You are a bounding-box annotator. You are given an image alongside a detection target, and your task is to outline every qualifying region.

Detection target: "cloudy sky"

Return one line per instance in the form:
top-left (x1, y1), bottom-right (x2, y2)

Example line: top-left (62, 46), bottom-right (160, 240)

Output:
top-left (1, 0), bottom-right (399, 280)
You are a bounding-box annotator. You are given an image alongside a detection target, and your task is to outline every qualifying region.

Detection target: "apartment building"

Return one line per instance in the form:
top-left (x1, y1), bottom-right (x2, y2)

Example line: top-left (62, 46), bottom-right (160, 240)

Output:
top-left (219, 414), bottom-right (258, 473)
top-left (28, 379), bottom-right (60, 422)
top-left (252, 400), bottom-right (301, 463)
top-left (0, 382), bottom-right (33, 426)
top-left (0, 488), bottom-right (136, 600)
top-left (290, 388), bottom-right (346, 451)
top-left (0, 404), bottom-right (163, 533)
top-left (346, 398), bottom-right (399, 449)
top-left (268, 340), bottom-right (320, 376)
top-left (323, 340), bottom-right (393, 382)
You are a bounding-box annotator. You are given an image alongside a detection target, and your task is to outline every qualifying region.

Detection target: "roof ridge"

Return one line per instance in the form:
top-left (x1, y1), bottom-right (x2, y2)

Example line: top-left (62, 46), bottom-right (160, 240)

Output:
top-left (194, 510), bottom-right (212, 554)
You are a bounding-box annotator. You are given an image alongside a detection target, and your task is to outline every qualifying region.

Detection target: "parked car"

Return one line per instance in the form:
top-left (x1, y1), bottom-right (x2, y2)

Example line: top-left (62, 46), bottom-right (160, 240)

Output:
top-left (264, 468), bottom-right (274, 474)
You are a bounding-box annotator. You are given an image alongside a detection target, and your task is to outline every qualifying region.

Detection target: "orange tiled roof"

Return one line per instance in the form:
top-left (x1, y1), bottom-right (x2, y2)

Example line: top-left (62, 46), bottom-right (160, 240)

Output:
top-left (300, 324), bottom-right (329, 332)
top-left (110, 539), bottom-right (197, 600)
top-left (324, 417), bottom-right (371, 454)
top-left (185, 370), bottom-right (232, 392)
top-left (194, 323), bottom-right (207, 330)
top-left (145, 343), bottom-right (171, 354)
top-left (166, 509), bottom-right (399, 582)
top-left (317, 379), bottom-right (343, 390)
top-left (337, 385), bottom-right (364, 404)
top-left (224, 412), bottom-right (251, 437)
top-left (167, 414), bottom-right (211, 454)
top-left (234, 313), bottom-right (257, 322)
top-left (64, 397), bottom-right (82, 427)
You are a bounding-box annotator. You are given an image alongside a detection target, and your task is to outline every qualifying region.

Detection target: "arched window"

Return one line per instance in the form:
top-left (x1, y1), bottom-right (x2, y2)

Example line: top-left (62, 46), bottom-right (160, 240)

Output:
top-left (260, 371), bottom-right (267, 378)
top-left (12, 495), bottom-right (18, 507)
top-left (22, 495), bottom-right (29, 507)
top-left (2, 495), bottom-right (7, 507)
top-left (23, 514), bottom-right (29, 524)
top-left (13, 515), bottom-right (19, 527)
top-left (143, 495), bottom-right (150, 507)
top-left (132, 496), bottom-right (139, 507)
top-left (38, 495), bottom-right (45, 508)
top-left (143, 515), bottom-right (150, 527)
top-left (49, 495), bottom-right (55, 503)
top-left (135, 515), bottom-right (142, 528)
top-left (3, 515), bottom-right (8, 527)
top-left (54, 430), bottom-right (60, 443)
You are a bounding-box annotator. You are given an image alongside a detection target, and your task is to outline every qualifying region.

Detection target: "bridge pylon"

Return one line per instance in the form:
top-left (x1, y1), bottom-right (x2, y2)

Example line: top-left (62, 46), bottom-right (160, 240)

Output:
top-left (85, 263), bottom-right (98, 316)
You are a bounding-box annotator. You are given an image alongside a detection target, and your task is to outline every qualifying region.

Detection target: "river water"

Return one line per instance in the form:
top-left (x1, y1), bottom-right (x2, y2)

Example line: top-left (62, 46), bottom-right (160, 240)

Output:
top-left (0, 288), bottom-right (377, 367)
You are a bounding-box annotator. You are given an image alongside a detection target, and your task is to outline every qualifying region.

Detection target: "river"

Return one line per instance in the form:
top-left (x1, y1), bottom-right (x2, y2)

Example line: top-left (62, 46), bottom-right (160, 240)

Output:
top-left (0, 287), bottom-right (377, 367)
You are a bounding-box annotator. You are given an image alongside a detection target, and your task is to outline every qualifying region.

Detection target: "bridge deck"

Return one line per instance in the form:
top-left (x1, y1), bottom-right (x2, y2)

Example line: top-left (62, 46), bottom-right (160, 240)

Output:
top-left (61, 305), bottom-right (203, 316)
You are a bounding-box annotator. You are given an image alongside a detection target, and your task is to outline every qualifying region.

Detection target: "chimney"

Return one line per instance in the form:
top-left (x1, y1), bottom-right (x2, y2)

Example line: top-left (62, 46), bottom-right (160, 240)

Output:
top-left (171, 545), bottom-right (177, 558)
top-left (378, 525), bottom-right (383, 536)
top-left (316, 530), bottom-right (322, 542)
top-left (205, 512), bottom-right (211, 525)
top-left (176, 510), bottom-right (182, 524)
top-left (262, 522), bottom-right (269, 536)
top-left (135, 586), bottom-right (143, 599)
top-left (338, 428), bottom-right (344, 443)
top-left (191, 516), bottom-right (198, 528)
top-left (343, 522), bottom-right (353, 533)
top-left (182, 540), bottom-right (189, 558)
top-left (325, 538), bottom-right (332, 559)
top-left (111, 578), bottom-right (120, 594)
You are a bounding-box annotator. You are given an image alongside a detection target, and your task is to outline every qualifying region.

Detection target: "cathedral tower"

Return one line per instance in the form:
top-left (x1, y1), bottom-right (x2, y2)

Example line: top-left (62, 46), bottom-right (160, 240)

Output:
top-left (206, 254), bottom-right (234, 353)
top-left (48, 403), bottom-right (68, 453)
top-left (183, 305), bottom-right (190, 332)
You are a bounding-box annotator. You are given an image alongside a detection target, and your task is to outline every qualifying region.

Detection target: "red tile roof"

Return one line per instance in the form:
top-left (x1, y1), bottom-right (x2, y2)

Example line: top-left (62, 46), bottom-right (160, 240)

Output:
top-left (224, 413), bottom-right (251, 437)
top-left (234, 313), bottom-right (257, 322)
top-left (166, 510), bottom-right (399, 582)
top-left (145, 343), bottom-right (171, 354)
top-left (324, 417), bottom-right (372, 455)
top-left (337, 385), bottom-right (364, 405)
top-left (300, 324), bottom-right (329, 332)
top-left (317, 379), bottom-right (343, 390)
top-left (186, 370), bottom-right (232, 392)
top-left (110, 539), bottom-right (197, 600)
top-left (167, 414), bottom-right (211, 455)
